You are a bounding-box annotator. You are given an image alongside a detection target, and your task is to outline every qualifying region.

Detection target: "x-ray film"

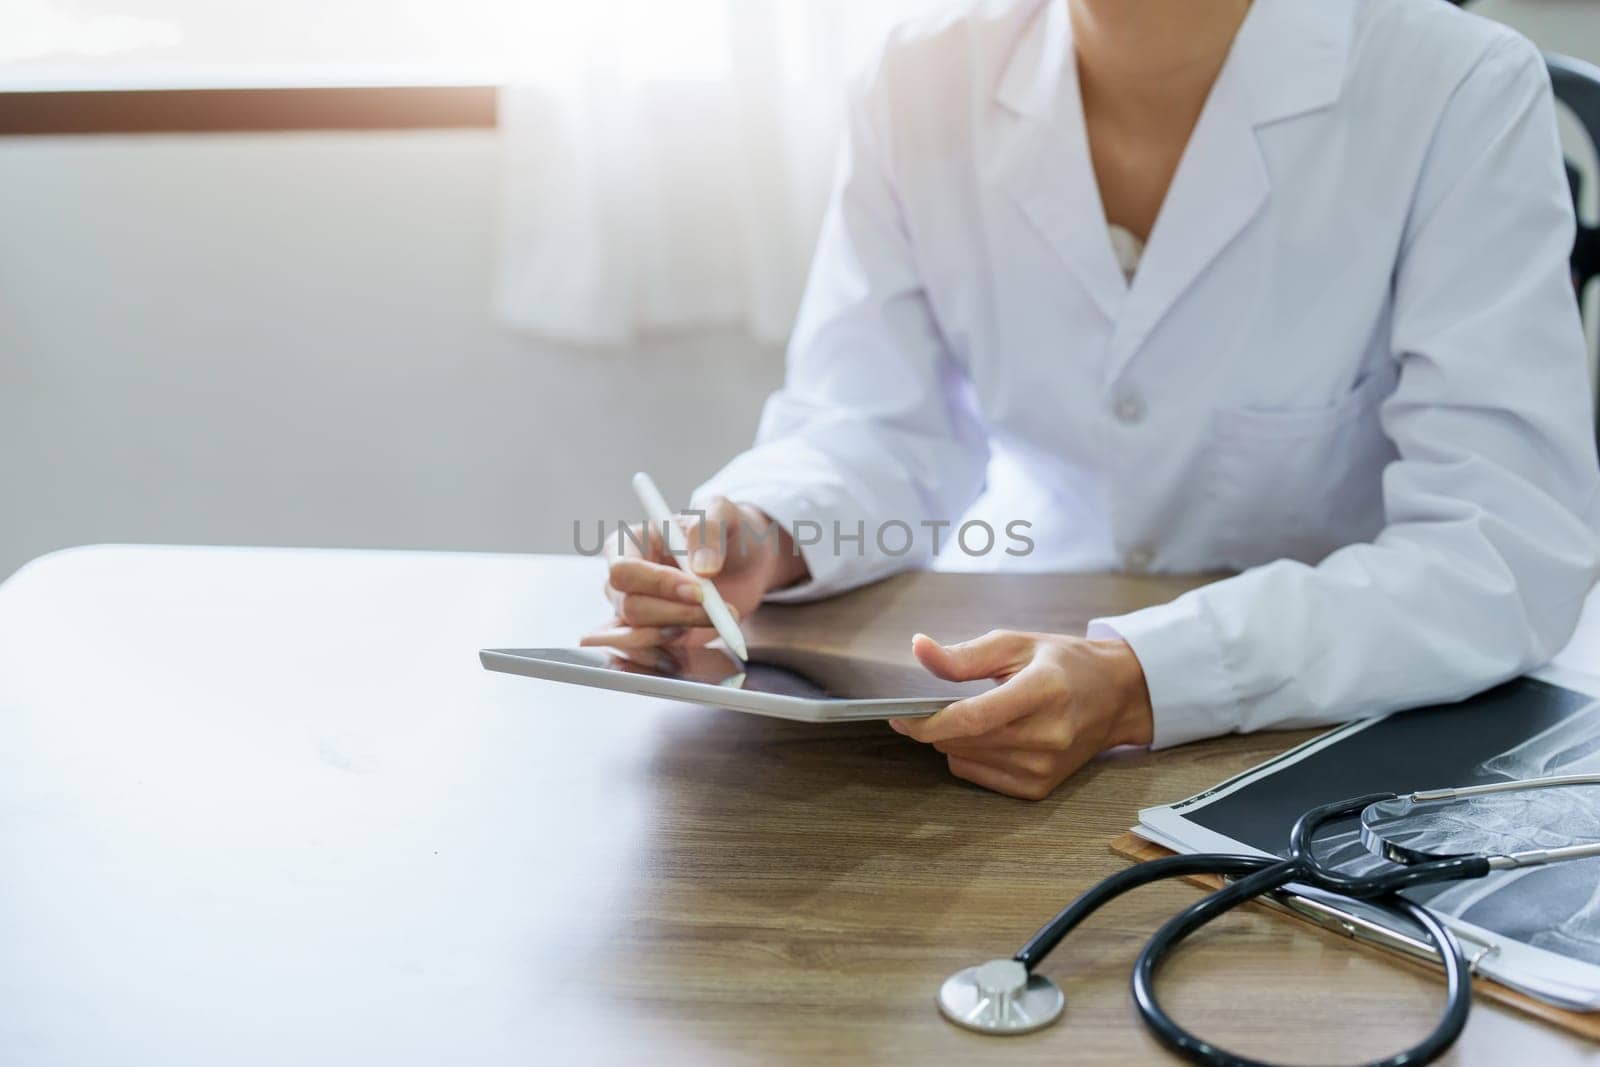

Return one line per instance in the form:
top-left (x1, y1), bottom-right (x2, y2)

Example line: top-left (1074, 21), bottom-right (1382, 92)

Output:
top-left (1138, 670), bottom-right (1600, 1010)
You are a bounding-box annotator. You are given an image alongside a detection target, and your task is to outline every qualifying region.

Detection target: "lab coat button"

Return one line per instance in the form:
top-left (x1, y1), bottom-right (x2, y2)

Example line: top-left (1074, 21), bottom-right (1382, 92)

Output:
top-left (1114, 393), bottom-right (1146, 425)
top-left (1125, 545), bottom-right (1155, 573)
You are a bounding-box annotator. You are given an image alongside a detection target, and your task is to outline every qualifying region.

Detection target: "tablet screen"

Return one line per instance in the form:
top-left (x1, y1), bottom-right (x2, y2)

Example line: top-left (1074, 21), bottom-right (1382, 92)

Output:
top-left (525, 646), bottom-right (992, 702)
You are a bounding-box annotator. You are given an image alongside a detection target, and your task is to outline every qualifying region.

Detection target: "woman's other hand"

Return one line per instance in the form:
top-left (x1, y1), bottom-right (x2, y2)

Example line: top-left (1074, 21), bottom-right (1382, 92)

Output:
top-left (890, 630), bottom-right (1154, 800)
top-left (581, 495), bottom-right (806, 650)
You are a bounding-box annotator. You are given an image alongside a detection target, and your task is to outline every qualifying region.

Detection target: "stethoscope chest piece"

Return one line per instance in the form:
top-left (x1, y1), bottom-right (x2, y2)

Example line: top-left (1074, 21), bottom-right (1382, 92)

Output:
top-left (936, 958), bottom-right (1064, 1035)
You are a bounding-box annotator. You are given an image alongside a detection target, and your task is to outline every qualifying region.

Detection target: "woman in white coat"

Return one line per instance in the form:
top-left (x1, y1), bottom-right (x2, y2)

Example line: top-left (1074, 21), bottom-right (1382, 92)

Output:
top-left (587, 0), bottom-right (1600, 799)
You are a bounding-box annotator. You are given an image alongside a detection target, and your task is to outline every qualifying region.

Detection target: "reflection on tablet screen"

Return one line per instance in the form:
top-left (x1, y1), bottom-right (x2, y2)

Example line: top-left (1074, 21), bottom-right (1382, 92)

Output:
top-left (548, 646), bottom-right (993, 701)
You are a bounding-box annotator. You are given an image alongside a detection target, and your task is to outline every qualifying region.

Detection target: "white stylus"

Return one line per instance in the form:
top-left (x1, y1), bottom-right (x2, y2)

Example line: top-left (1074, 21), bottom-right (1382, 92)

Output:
top-left (631, 471), bottom-right (749, 662)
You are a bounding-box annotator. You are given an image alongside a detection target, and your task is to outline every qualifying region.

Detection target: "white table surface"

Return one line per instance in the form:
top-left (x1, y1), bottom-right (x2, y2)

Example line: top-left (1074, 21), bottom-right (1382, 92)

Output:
top-left (0, 545), bottom-right (625, 1066)
top-left (2, 544), bottom-right (1597, 1066)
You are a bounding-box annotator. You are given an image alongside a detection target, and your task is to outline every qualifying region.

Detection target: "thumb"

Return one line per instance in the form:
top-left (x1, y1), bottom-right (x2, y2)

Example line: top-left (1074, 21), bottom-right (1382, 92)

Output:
top-left (913, 630), bottom-right (1034, 682)
top-left (681, 496), bottom-right (738, 577)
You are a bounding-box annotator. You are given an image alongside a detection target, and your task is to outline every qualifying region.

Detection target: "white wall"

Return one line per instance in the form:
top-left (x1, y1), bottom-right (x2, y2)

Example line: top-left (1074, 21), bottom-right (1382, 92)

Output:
top-left (0, 130), bottom-right (784, 582)
top-left (2, 0), bottom-right (1597, 584)
top-left (1478, 0), bottom-right (1600, 60)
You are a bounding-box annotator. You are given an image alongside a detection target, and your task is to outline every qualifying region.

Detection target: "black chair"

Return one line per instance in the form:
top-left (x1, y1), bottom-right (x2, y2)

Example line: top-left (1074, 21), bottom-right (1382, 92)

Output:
top-left (1546, 51), bottom-right (1600, 453)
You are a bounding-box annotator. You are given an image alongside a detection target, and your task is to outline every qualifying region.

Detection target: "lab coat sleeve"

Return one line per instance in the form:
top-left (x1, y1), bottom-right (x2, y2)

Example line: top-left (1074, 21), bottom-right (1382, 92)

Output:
top-left (1089, 35), bottom-right (1600, 749)
top-left (692, 64), bottom-right (990, 602)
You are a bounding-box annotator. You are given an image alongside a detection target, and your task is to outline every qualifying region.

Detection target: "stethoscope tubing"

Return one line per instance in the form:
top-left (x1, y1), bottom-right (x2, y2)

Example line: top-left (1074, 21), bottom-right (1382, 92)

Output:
top-left (1013, 852), bottom-right (1277, 969)
top-left (1012, 793), bottom-right (1490, 1067)
top-left (1129, 862), bottom-right (1471, 1067)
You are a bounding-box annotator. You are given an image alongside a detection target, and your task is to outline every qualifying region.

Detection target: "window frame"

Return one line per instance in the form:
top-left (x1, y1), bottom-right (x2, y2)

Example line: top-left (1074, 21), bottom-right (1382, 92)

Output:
top-left (0, 85), bottom-right (496, 134)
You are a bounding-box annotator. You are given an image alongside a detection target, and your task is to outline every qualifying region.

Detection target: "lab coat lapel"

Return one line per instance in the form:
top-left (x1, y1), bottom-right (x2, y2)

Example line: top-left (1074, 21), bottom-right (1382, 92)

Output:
top-left (1104, 70), bottom-right (1269, 382)
top-left (1103, 0), bottom-right (1354, 383)
top-left (995, 0), bottom-right (1126, 323)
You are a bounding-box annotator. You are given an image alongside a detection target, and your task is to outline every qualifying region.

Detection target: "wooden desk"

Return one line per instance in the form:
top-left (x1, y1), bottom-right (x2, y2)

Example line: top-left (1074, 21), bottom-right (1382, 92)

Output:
top-left (0, 546), bottom-right (1589, 1065)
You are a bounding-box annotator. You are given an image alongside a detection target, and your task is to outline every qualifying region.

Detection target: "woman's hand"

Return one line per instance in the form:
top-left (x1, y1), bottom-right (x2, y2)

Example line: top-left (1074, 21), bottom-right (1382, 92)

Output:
top-left (581, 495), bottom-right (807, 650)
top-left (890, 630), bottom-right (1154, 800)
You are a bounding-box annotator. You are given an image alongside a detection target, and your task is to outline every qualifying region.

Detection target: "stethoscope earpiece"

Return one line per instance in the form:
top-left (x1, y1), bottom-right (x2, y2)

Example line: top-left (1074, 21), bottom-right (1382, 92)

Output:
top-left (935, 958), bottom-right (1064, 1035)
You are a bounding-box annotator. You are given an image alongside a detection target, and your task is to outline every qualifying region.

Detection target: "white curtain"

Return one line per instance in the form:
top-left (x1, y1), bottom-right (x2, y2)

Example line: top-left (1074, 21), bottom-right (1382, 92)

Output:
top-left (496, 0), bottom-right (950, 348)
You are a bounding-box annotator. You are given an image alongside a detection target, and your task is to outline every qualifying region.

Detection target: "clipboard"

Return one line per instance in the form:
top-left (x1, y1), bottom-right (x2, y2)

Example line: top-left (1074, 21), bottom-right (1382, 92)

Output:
top-left (1111, 831), bottom-right (1600, 1042)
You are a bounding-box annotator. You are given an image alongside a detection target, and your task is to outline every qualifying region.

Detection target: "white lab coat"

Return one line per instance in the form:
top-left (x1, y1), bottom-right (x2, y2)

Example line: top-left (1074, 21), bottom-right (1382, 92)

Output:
top-left (695, 0), bottom-right (1600, 747)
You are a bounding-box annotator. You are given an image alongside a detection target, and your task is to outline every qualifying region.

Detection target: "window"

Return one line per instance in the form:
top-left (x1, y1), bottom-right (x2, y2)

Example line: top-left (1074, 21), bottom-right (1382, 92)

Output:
top-left (0, 0), bottom-right (734, 89)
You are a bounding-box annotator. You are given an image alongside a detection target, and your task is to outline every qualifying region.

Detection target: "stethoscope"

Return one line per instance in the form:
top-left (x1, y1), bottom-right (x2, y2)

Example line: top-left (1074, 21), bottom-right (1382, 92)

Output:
top-left (938, 774), bottom-right (1600, 1066)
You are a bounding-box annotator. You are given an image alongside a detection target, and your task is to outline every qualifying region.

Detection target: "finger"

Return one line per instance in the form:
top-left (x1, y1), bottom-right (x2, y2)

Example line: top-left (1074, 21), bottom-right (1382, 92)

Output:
top-left (609, 557), bottom-right (705, 604)
top-left (590, 625), bottom-right (717, 651)
top-left (680, 495), bottom-right (741, 577)
top-left (913, 629), bottom-right (1035, 682)
top-left (891, 664), bottom-right (1053, 744)
top-left (602, 525), bottom-right (673, 615)
top-left (608, 646), bottom-right (682, 674)
top-left (674, 626), bottom-right (718, 649)
top-left (934, 709), bottom-right (1074, 751)
top-left (617, 594), bottom-right (733, 629)
top-left (606, 648), bottom-right (683, 675)
top-left (580, 624), bottom-right (687, 650)
top-left (609, 521), bottom-right (668, 563)
top-left (946, 755), bottom-right (1056, 802)
top-left (932, 744), bottom-right (1059, 779)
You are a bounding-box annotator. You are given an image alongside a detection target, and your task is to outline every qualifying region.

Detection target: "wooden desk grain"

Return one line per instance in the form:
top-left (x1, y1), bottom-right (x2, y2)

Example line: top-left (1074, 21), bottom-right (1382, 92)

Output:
top-left (0, 549), bottom-right (1586, 1065)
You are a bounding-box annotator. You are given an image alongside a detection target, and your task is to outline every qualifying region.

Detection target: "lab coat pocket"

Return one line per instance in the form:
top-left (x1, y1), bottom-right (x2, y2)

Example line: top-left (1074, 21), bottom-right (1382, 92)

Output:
top-left (1207, 370), bottom-right (1396, 570)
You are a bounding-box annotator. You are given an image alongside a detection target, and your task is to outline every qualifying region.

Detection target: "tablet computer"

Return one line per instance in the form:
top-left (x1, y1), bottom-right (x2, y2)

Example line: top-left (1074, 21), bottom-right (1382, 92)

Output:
top-left (479, 645), bottom-right (993, 722)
